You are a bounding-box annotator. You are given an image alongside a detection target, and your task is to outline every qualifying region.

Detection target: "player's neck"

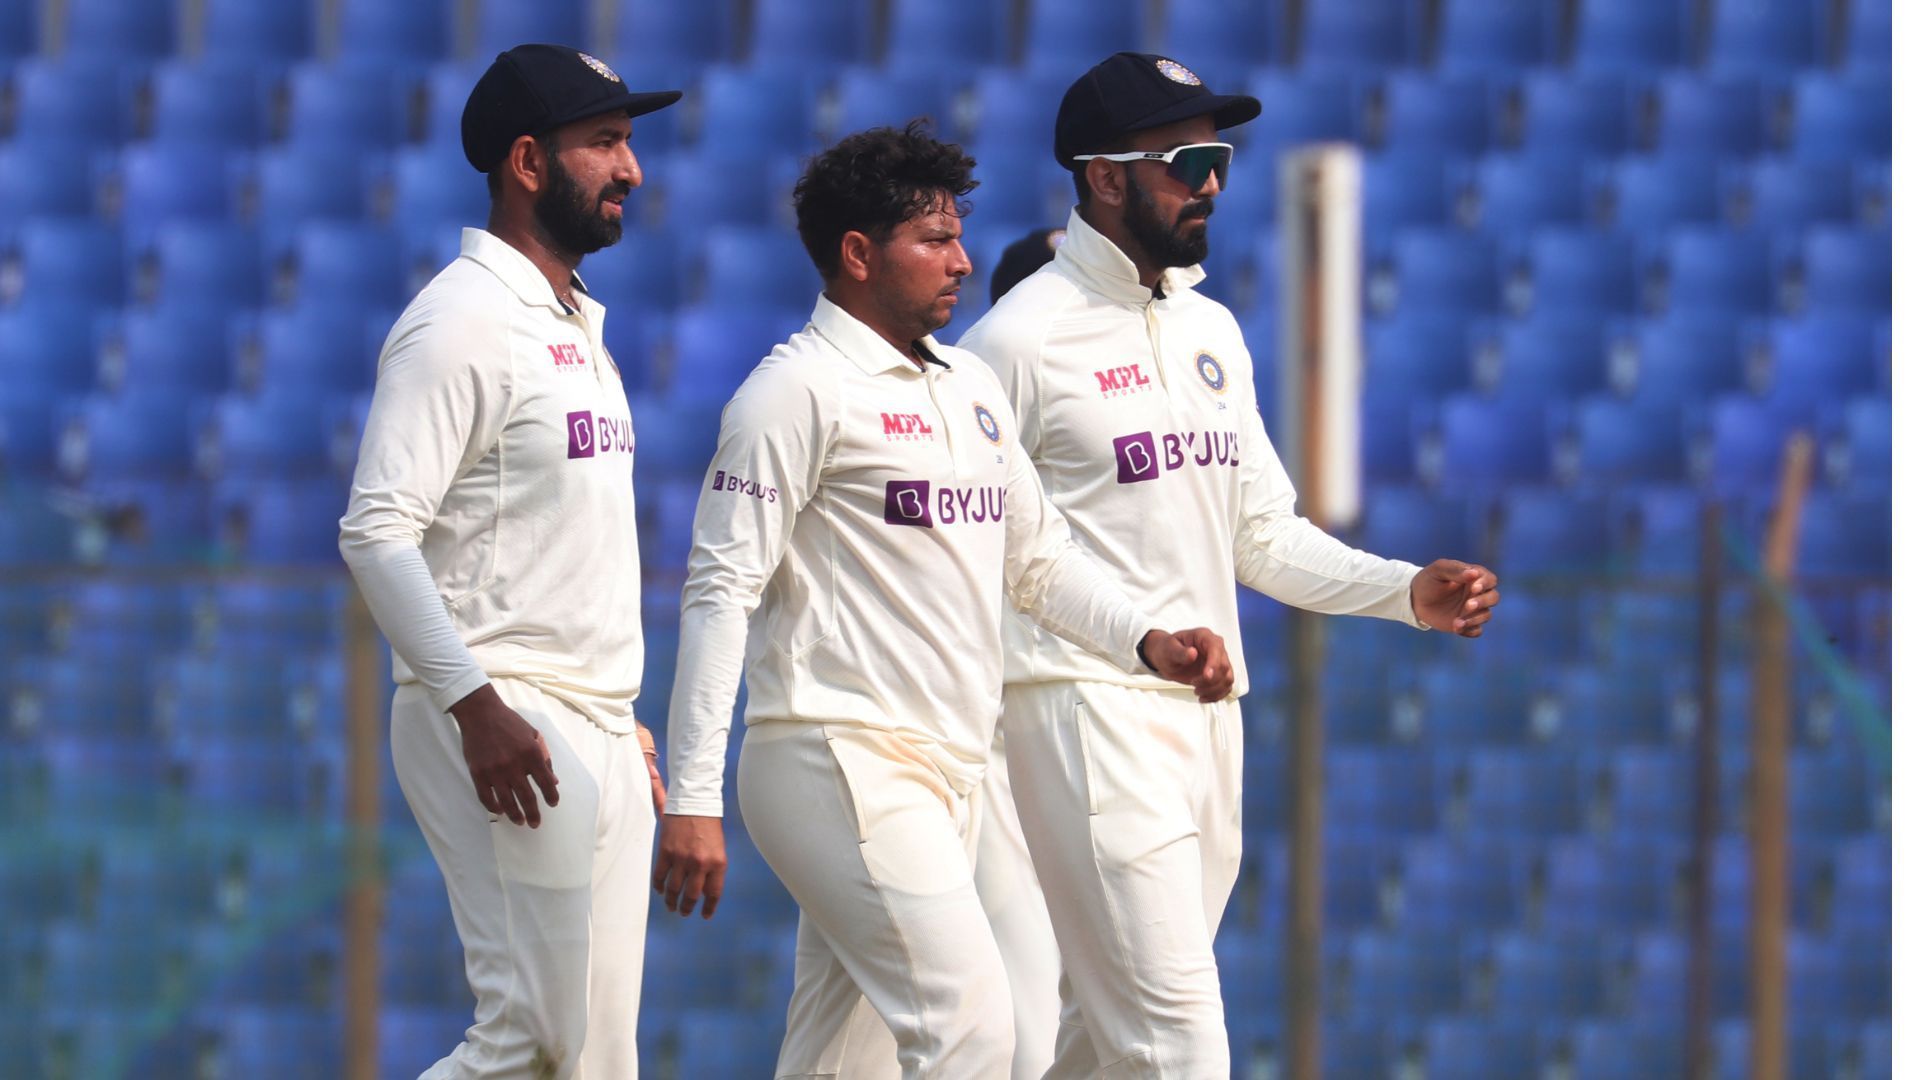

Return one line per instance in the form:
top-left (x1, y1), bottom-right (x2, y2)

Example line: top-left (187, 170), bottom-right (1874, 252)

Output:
top-left (487, 216), bottom-right (583, 306)
top-left (1082, 206), bottom-right (1166, 291)
top-left (825, 283), bottom-right (920, 362)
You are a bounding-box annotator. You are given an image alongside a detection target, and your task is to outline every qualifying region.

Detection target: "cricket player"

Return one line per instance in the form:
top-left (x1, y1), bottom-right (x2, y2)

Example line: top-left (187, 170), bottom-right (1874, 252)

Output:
top-left (338, 45), bottom-right (678, 1078)
top-left (650, 122), bottom-right (1233, 1079)
top-left (960, 53), bottom-right (1503, 1078)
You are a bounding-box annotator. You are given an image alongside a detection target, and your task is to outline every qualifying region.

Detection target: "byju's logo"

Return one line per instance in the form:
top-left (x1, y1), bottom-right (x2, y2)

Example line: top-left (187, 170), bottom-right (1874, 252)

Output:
top-left (884, 480), bottom-right (933, 527)
top-left (1113, 432), bottom-right (1160, 483)
top-left (711, 469), bottom-right (779, 503)
top-left (883, 479), bottom-right (1006, 528)
top-left (567, 411), bottom-right (596, 458)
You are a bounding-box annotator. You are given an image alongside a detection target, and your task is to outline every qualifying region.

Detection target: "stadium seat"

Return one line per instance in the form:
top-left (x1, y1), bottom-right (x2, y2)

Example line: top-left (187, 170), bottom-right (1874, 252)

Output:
top-left (63, 391), bottom-right (203, 481)
top-left (1541, 835), bottom-right (1681, 932)
top-left (1354, 483), bottom-right (1478, 570)
top-left (1707, 0), bottom-right (1822, 76)
top-left (0, 138), bottom-right (97, 237)
top-left (11, 219), bottom-right (123, 308)
top-left (42, 734), bottom-right (172, 822)
top-left (1797, 227), bottom-right (1890, 314)
top-left (253, 143), bottom-right (372, 249)
top-left (205, 391), bottom-right (336, 480)
top-left (1492, 487), bottom-right (1610, 578)
top-left (1655, 74), bottom-right (1776, 158)
top-left (1761, 314), bottom-right (1881, 419)
top-left (1658, 228), bottom-right (1774, 315)
top-left (614, 0), bottom-right (732, 66)
top-left (1519, 73), bottom-right (1645, 157)
top-left (143, 222), bottom-right (265, 309)
top-left (1478, 311), bottom-right (1608, 401)
top-left (152, 652), bottom-right (290, 743)
top-left (1489, 933), bottom-right (1610, 1019)
top-left (0, 299), bottom-right (97, 397)
top-left (1423, 1018), bottom-right (1541, 1079)
top-left (1847, 0), bottom-right (1892, 71)
top-left (0, 380), bottom-right (75, 475)
top-left (1022, 0), bottom-right (1141, 79)
top-left (1366, 312), bottom-right (1472, 397)
top-left (823, 68), bottom-right (959, 141)
top-left (1832, 835), bottom-right (1890, 937)
top-left (1457, 153), bottom-right (1587, 239)
top-left (1435, 0), bottom-right (1558, 75)
top-left (1360, 152), bottom-right (1449, 257)
top-left (1381, 74), bottom-right (1494, 156)
top-left (1572, 0), bottom-right (1692, 73)
top-left (60, 0), bottom-right (175, 63)
top-left (279, 222), bottom-right (407, 311)
top-left (749, 0), bottom-right (872, 72)
top-left (1571, 397), bottom-right (1687, 485)
top-left (1796, 491), bottom-right (1891, 583)
top-left (201, 0), bottom-right (312, 63)
top-left (1340, 930), bottom-right (1465, 1024)
top-left (0, 487), bottom-right (71, 561)
top-left (964, 155), bottom-right (1057, 232)
top-left (217, 478), bottom-right (351, 565)
top-left (103, 303), bottom-right (229, 396)
top-left (1326, 748), bottom-right (1436, 836)
top-left (1831, 396), bottom-right (1891, 491)
top-left (385, 146), bottom-right (491, 234)
top-left (337, 0), bottom-right (450, 64)
top-left (473, 0), bottom-right (588, 58)
top-left (0, 0), bottom-right (32, 68)
top-left (1381, 229), bottom-right (1500, 316)
top-left (9, 59), bottom-right (136, 147)
top-left (1423, 392), bottom-right (1553, 487)
top-left (1514, 228), bottom-right (1639, 316)
top-left (111, 139), bottom-right (243, 251)
top-left (696, 68), bottom-right (821, 160)
top-left (416, 59), bottom-right (491, 147)
top-left (1539, 661), bottom-right (1672, 746)
top-left (285, 62), bottom-right (408, 150)
top-left (1244, 70), bottom-right (1366, 153)
top-left (1605, 154), bottom-right (1722, 237)
top-left (1414, 658), bottom-right (1534, 744)
top-left (1454, 747), bottom-right (1584, 840)
top-left (216, 1006), bottom-right (343, 1080)
top-left (700, 227), bottom-right (819, 310)
top-left (378, 1007), bottom-right (471, 1078)
top-left (147, 60), bottom-right (270, 146)
top-left (1789, 73), bottom-right (1890, 164)
top-left (182, 737), bottom-right (337, 820)
top-left (1731, 157), bottom-right (1856, 231)
top-left (1599, 747), bottom-right (1690, 838)
top-left (1626, 312), bottom-right (1744, 409)
top-left (1298, 0), bottom-right (1418, 73)
top-left (666, 305), bottom-right (802, 403)
top-left (1570, 1020), bottom-right (1684, 1078)
top-left (884, 0), bottom-right (1006, 71)
top-left (1160, 0), bottom-right (1279, 85)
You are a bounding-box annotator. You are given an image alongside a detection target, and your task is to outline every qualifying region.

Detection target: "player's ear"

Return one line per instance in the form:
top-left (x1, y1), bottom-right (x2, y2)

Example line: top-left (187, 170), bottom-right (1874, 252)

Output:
top-left (505, 134), bottom-right (546, 196)
top-left (839, 230), bottom-right (875, 283)
top-left (1085, 157), bottom-right (1127, 209)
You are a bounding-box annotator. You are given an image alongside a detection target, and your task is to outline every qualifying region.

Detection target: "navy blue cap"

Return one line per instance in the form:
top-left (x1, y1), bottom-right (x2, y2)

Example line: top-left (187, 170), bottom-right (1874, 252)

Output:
top-left (461, 44), bottom-right (681, 172)
top-left (1054, 52), bottom-right (1261, 169)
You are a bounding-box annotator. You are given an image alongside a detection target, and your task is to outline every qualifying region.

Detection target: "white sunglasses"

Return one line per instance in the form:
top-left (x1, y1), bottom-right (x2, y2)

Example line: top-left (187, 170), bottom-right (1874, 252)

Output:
top-left (1071, 142), bottom-right (1234, 190)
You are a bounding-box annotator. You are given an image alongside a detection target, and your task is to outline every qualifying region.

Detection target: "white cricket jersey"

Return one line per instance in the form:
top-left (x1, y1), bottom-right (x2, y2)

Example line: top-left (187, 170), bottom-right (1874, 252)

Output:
top-left (339, 227), bottom-right (642, 732)
top-left (958, 210), bottom-right (1424, 699)
top-left (664, 295), bottom-right (1155, 817)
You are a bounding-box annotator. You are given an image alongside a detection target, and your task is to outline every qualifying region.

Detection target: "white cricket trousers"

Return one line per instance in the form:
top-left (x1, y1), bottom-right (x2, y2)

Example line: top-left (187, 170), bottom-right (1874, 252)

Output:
top-left (738, 719), bottom-right (1016, 1079)
top-left (1002, 681), bottom-right (1244, 1080)
top-left (390, 678), bottom-right (656, 1079)
top-left (975, 726), bottom-right (1064, 1080)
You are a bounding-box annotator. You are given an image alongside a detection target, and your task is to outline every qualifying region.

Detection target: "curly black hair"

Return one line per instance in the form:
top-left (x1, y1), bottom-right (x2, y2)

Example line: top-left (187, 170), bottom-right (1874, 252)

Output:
top-left (793, 119), bottom-right (978, 278)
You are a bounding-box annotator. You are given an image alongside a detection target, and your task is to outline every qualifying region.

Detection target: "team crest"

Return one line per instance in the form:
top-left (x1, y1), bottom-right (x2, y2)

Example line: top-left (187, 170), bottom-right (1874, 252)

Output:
top-left (1196, 352), bottom-right (1227, 393)
top-left (1157, 59), bottom-right (1202, 86)
top-left (579, 53), bottom-right (620, 82)
top-left (974, 403), bottom-right (1002, 445)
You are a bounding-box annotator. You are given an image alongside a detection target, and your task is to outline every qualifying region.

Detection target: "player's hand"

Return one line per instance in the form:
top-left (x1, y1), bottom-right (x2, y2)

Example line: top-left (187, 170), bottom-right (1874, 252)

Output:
top-left (1143, 627), bottom-right (1235, 703)
top-left (448, 683), bottom-right (560, 828)
top-left (1411, 560), bottom-right (1501, 637)
top-left (645, 753), bottom-right (667, 818)
top-left (654, 814), bottom-right (727, 919)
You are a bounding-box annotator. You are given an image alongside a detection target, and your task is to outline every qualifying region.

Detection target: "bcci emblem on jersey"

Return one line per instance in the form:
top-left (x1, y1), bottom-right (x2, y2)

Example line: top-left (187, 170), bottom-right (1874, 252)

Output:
top-left (974, 403), bottom-right (1002, 445)
top-left (1196, 352), bottom-right (1228, 394)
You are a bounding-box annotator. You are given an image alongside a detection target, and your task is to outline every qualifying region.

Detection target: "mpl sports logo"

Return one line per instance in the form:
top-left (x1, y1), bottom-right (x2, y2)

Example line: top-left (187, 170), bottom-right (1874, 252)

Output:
top-left (881, 412), bottom-right (934, 442)
top-left (883, 480), bottom-right (1006, 528)
top-left (1095, 363), bottom-right (1154, 398)
top-left (1112, 429), bottom-right (1241, 484)
top-left (566, 410), bottom-right (634, 459)
top-left (548, 343), bottom-right (590, 370)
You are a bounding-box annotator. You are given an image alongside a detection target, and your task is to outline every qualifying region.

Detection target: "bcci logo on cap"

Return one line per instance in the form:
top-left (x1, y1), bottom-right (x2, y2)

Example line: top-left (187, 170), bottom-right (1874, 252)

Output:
top-left (579, 53), bottom-right (619, 82)
top-left (1157, 59), bottom-right (1202, 86)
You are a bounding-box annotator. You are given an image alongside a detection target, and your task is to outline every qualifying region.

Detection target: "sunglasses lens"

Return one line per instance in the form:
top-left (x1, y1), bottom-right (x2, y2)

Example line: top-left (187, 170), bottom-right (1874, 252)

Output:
top-left (1169, 145), bottom-right (1231, 191)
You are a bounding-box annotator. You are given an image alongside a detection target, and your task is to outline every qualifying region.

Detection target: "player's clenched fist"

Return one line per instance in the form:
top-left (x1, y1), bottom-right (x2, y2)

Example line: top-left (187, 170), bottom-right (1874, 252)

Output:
top-left (449, 683), bottom-right (561, 828)
top-left (654, 815), bottom-right (727, 919)
top-left (1141, 627), bottom-right (1235, 703)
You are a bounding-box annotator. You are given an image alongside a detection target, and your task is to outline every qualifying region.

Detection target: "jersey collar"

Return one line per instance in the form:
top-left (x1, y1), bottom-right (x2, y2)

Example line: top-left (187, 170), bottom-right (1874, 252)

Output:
top-left (460, 227), bottom-right (596, 318)
top-left (809, 293), bottom-right (947, 376)
top-left (1054, 207), bottom-right (1207, 306)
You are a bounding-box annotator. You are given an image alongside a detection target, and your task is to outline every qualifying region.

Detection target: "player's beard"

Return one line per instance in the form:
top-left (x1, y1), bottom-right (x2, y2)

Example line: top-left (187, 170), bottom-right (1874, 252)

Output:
top-left (535, 160), bottom-right (627, 257)
top-left (1123, 171), bottom-right (1212, 269)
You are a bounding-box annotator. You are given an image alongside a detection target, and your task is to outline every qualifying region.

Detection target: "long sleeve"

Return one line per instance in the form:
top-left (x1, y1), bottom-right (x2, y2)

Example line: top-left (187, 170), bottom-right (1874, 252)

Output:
top-left (1232, 404), bottom-right (1425, 626)
top-left (338, 312), bottom-right (515, 711)
top-left (664, 363), bottom-right (833, 817)
top-left (1001, 443), bottom-right (1154, 673)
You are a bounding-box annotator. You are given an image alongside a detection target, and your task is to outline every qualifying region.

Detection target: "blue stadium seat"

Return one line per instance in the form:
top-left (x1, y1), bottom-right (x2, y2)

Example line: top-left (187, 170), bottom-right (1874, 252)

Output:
top-left (1539, 661), bottom-right (1671, 746)
top-left (1655, 74), bottom-right (1776, 158)
top-left (1833, 835), bottom-right (1890, 937)
top-left (146, 60), bottom-right (270, 146)
top-left (0, 300), bottom-right (97, 396)
top-left (1515, 229), bottom-right (1639, 316)
top-left (654, 153), bottom-right (780, 245)
top-left (1519, 73), bottom-right (1645, 157)
top-left (1354, 483), bottom-right (1477, 569)
top-left (284, 223), bottom-right (407, 310)
top-left (1366, 311), bottom-right (1471, 397)
top-left (1341, 930), bottom-right (1464, 1023)
top-left (645, 482), bottom-right (701, 574)
top-left (696, 68), bottom-right (821, 160)
top-left (1781, 73), bottom-right (1889, 163)
top-left (64, 391), bottom-right (203, 480)
top-left (1023, 0), bottom-right (1142, 78)
top-left (1847, 0), bottom-right (1891, 71)
top-left (1626, 312), bottom-right (1743, 409)
top-left (337, 0), bottom-right (450, 64)
top-left (0, 0), bottom-right (32, 68)
top-left (386, 146), bottom-right (491, 233)
top-left (153, 652), bottom-right (289, 742)
top-left (1326, 748), bottom-right (1436, 836)
top-left (701, 227), bottom-right (819, 310)
top-left (584, 237), bottom-right (680, 316)
top-left (106, 303), bottom-right (230, 395)
top-left (0, 490), bottom-right (71, 562)
top-left (964, 155), bottom-right (1056, 232)
top-left (1700, 395), bottom-right (1797, 496)
top-left (1713, 1017), bottom-right (1837, 1080)
top-left (666, 305), bottom-right (802, 403)
top-left (205, 579), bottom-right (345, 658)
top-left (202, 0), bottom-right (313, 63)
top-left (629, 393), bottom-right (722, 472)
top-left (182, 737), bottom-right (337, 820)
top-left (61, 0), bottom-right (175, 63)
top-left (823, 68), bottom-right (958, 140)
top-left (616, 0), bottom-right (732, 66)
top-left (417, 59), bottom-right (491, 147)
top-left (1605, 154), bottom-right (1722, 237)
top-left (1298, 0), bottom-right (1418, 73)
top-left (42, 734), bottom-right (171, 822)
top-left (1799, 227), bottom-right (1890, 314)
top-left (1456, 747), bottom-right (1583, 840)
top-left (1414, 659), bottom-right (1533, 743)
top-left (1478, 311), bottom-right (1608, 400)
top-left (1435, 0), bottom-right (1558, 75)
top-left (77, 478), bottom-right (213, 566)
top-left (1573, 0), bottom-right (1692, 73)
top-left (1570, 1020), bottom-right (1684, 1078)
top-left (1160, 0), bottom-right (1279, 85)
top-left (94, 837), bottom-right (227, 925)
top-left (1424, 392), bottom-right (1552, 487)
top-left (1659, 228), bottom-right (1774, 315)
top-left (1458, 153), bottom-right (1587, 239)
top-left (1732, 157), bottom-right (1855, 231)
top-left (676, 1010), bottom-right (786, 1075)
top-left (12, 219), bottom-right (123, 307)
top-left (378, 1007), bottom-right (470, 1078)
top-left (143, 222), bottom-right (264, 308)
top-left (1797, 492), bottom-right (1891, 582)
top-left (1832, 396), bottom-right (1890, 491)
top-left (1493, 487), bottom-right (1610, 578)
top-left (254, 143), bottom-right (371, 249)
top-left (749, 0), bottom-right (870, 73)
top-left (207, 391), bottom-right (336, 479)
top-left (961, 68), bottom-right (1062, 160)
top-left (44, 920), bottom-right (184, 1012)
top-left (1601, 746), bottom-right (1690, 837)
top-left (1361, 152), bottom-right (1448, 257)
top-left (1541, 835), bottom-right (1681, 932)
top-left (112, 139), bottom-right (243, 251)
top-left (1381, 74), bottom-right (1494, 156)
top-left (0, 382), bottom-right (74, 474)
top-left (1707, 0), bottom-right (1822, 76)
top-left (474, 0), bottom-right (588, 58)
top-left (1572, 397), bottom-right (1687, 484)
top-left (217, 478), bottom-right (350, 565)
top-left (1382, 229), bottom-right (1499, 316)
top-left (1762, 314), bottom-right (1881, 419)
top-left (9, 59), bottom-right (136, 146)
top-left (1244, 70), bottom-right (1366, 152)
top-left (0, 138), bottom-right (97, 236)
top-left (285, 62), bottom-right (409, 149)
top-left (216, 1007), bottom-right (343, 1080)
top-left (1423, 1019), bottom-right (1541, 1080)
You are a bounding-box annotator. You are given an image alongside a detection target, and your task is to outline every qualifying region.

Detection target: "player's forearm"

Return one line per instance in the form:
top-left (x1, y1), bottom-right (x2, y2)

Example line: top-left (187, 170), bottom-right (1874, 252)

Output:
top-left (1011, 545), bottom-right (1155, 675)
top-left (340, 539), bottom-right (491, 710)
top-left (662, 596), bottom-right (751, 817)
top-left (1234, 520), bottom-right (1425, 625)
